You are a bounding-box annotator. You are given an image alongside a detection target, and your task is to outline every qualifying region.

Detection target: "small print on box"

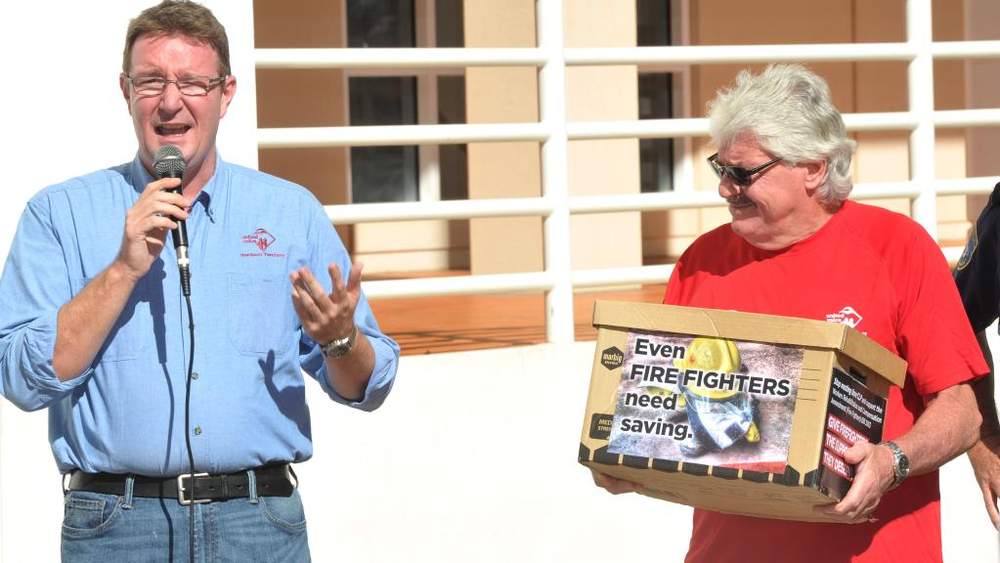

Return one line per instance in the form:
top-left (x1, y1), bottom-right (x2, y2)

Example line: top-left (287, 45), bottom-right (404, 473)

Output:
top-left (607, 331), bottom-right (802, 473)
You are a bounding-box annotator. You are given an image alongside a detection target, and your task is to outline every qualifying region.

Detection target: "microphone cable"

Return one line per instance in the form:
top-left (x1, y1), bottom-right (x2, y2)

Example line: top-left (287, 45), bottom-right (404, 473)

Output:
top-left (153, 145), bottom-right (198, 563)
top-left (182, 292), bottom-right (196, 563)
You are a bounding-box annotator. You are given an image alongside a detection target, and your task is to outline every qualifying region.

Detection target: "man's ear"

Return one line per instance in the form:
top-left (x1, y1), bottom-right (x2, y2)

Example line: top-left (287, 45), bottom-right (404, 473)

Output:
top-left (218, 75), bottom-right (237, 119)
top-left (803, 160), bottom-right (828, 191)
top-left (119, 73), bottom-right (132, 114)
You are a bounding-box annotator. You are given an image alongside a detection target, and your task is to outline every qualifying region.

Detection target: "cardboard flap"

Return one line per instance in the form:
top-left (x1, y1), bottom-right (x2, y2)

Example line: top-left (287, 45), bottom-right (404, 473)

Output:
top-left (592, 301), bottom-right (906, 387)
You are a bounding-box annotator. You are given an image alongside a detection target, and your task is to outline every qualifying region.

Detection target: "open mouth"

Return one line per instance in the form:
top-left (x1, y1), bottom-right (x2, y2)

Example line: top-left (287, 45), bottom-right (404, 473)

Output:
top-left (155, 124), bottom-right (192, 137)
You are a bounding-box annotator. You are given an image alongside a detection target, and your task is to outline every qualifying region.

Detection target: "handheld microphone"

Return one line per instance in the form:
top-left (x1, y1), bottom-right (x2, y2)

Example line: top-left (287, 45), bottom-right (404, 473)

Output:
top-left (153, 145), bottom-right (192, 296)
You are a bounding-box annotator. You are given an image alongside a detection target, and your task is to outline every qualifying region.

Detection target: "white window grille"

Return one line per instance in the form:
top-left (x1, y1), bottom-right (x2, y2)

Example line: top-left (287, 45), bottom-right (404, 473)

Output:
top-left (255, 0), bottom-right (1000, 343)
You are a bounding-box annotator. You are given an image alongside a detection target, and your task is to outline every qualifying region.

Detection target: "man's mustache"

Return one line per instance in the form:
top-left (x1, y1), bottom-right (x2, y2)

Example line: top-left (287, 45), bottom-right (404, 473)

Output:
top-left (725, 194), bottom-right (753, 206)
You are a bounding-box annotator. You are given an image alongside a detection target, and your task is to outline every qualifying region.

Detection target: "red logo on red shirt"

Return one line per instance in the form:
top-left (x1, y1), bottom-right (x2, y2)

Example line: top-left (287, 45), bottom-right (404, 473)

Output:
top-left (241, 228), bottom-right (285, 257)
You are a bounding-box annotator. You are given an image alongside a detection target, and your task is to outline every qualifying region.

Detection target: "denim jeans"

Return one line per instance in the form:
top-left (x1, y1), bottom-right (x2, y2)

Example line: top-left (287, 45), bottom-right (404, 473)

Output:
top-left (61, 477), bottom-right (311, 563)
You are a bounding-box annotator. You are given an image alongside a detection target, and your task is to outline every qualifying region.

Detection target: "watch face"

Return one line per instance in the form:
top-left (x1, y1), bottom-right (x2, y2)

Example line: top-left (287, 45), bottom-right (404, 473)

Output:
top-left (898, 454), bottom-right (910, 475)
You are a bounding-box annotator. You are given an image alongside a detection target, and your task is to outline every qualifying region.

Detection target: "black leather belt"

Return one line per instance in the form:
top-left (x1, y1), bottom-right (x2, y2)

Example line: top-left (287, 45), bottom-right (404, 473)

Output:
top-left (65, 463), bottom-right (296, 505)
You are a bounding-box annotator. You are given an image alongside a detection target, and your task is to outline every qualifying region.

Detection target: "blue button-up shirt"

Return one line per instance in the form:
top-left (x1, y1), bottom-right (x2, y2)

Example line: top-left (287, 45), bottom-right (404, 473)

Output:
top-left (0, 155), bottom-right (398, 475)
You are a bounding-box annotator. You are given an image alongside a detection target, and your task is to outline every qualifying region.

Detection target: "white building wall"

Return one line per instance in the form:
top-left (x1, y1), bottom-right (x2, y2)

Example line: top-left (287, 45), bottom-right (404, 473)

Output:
top-left (0, 2), bottom-right (997, 562)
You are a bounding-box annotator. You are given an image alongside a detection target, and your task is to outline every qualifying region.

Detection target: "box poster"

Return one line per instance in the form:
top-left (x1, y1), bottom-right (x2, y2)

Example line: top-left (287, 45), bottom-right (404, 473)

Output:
top-left (818, 367), bottom-right (887, 500)
top-left (607, 331), bottom-right (802, 473)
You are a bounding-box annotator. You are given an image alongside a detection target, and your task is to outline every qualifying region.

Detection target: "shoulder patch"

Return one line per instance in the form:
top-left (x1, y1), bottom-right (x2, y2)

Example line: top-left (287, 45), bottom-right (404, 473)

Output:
top-left (956, 220), bottom-right (978, 271)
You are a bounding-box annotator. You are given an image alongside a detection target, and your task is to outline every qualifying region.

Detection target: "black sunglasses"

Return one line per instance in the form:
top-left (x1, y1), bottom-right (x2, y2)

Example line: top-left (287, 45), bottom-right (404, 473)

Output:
top-left (707, 153), bottom-right (782, 187)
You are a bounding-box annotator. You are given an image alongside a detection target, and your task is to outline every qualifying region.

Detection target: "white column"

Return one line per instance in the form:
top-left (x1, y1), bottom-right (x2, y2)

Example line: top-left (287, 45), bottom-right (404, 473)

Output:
top-left (907, 0), bottom-right (937, 237)
top-left (537, 0), bottom-right (574, 343)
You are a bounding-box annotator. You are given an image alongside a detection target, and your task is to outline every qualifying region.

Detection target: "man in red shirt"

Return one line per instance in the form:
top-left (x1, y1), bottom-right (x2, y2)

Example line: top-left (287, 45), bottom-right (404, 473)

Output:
top-left (592, 64), bottom-right (986, 562)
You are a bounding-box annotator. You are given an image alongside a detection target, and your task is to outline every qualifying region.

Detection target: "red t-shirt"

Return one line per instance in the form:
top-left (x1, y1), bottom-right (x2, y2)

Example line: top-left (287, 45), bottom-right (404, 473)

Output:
top-left (664, 200), bottom-right (987, 563)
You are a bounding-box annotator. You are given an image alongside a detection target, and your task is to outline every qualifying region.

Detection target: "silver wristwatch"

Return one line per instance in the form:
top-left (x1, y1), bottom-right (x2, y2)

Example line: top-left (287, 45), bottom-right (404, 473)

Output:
top-left (320, 325), bottom-right (358, 359)
top-left (883, 441), bottom-right (910, 489)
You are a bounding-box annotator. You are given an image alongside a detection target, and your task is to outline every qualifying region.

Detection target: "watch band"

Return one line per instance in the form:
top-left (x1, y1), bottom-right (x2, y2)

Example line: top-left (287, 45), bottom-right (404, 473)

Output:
top-left (320, 324), bottom-right (358, 359)
top-left (883, 441), bottom-right (910, 489)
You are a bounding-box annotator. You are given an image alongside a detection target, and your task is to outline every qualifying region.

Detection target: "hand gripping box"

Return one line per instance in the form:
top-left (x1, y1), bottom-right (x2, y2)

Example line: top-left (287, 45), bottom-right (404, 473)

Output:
top-left (578, 301), bottom-right (906, 522)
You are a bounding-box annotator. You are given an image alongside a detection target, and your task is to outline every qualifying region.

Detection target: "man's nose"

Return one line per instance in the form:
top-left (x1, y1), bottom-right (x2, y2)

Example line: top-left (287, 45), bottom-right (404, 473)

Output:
top-left (158, 81), bottom-right (184, 111)
top-left (718, 176), bottom-right (744, 199)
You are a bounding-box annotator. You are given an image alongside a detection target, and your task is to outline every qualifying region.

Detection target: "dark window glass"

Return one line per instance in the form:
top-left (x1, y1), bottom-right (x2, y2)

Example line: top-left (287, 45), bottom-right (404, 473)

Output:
top-left (349, 77), bottom-right (418, 203)
top-left (637, 0), bottom-right (674, 192)
top-left (438, 75), bottom-right (468, 200)
top-left (639, 73), bottom-right (674, 193)
top-left (347, 1), bottom-right (417, 203)
top-left (435, 0), bottom-right (464, 47)
top-left (637, 0), bottom-right (670, 46)
top-left (347, 0), bottom-right (415, 48)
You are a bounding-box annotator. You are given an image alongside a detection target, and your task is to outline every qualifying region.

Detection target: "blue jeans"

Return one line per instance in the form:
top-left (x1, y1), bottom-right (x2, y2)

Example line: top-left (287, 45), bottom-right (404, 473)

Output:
top-left (61, 478), bottom-right (311, 563)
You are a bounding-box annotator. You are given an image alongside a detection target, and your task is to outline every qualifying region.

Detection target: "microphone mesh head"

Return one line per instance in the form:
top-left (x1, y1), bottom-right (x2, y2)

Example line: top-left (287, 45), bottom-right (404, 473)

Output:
top-left (153, 145), bottom-right (186, 178)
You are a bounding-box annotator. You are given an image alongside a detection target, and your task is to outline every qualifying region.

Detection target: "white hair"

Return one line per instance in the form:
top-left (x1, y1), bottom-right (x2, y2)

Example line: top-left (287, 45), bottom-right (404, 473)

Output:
top-left (708, 64), bottom-right (857, 208)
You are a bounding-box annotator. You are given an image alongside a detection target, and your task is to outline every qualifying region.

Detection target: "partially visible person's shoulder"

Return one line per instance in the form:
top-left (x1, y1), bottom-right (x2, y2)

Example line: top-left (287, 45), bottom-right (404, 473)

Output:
top-left (840, 199), bottom-right (930, 242)
top-left (29, 163), bottom-right (134, 205)
top-left (224, 162), bottom-right (323, 206)
top-left (838, 200), bottom-right (942, 267)
top-left (687, 221), bottom-right (738, 250)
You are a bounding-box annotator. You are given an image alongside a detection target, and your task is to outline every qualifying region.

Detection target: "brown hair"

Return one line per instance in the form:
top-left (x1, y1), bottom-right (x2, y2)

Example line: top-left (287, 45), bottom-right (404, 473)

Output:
top-left (122, 0), bottom-right (230, 75)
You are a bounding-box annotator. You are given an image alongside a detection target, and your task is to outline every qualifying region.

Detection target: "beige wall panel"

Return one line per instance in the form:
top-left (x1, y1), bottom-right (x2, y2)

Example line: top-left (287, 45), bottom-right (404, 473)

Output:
top-left (854, 132), bottom-right (910, 183)
top-left (691, 0), bottom-right (853, 45)
top-left (966, 0), bottom-right (1000, 223)
top-left (465, 0), bottom-right (543, 274)
top-left (254, 0), bottom-right (342, 47)
top-left (855, 0), bottom-right (905, 41)
top-left (937, 132), bottom-right (971, 244)
top-left (930, 0), bottom-right (971, 237)
top-left (564, 0), bottom-right (635, 47)
top-left (568, 140), bottom-right (642, 269)
top-left (939, 195), bottom-right (973, 245)
top-left (359, 249), bottom-right (470, 273)
top-left (258, 147), bottom-right (348, 207)
top-left (354, 221), bottom-right (469, 253)
top-left (643, 208), bottom-right (730, 262)
top-left (933, 0), bottom-right (966, 112)
top-left (469, 217), bottom-right (543, 274)
top-left (463, 0), bottom-right (536, 46)
top-left (256, 69), bottom-right (347, 128)
top-left (567, 139), bottom-right (639, 195)
top-left (571, 213), bottom-right (642, 270)
top-left (853, 0), bottom-right (904, 117)
top-left (354, 221), bottom-right (470, 272)
top-left (465, 68), bottom-right (539, 123)
top-left (863, 198), bottom-right (911, 216)
top-left (467, 143), bottom-right (541, 199)
top-left (937, 131), bottom-right (968, 180)
top-left (563, 2), bottom-right (641, 272)
top-left (566, 66), bottom-right (638, 120)
top-left (355, 220), bottom-right (472, 274)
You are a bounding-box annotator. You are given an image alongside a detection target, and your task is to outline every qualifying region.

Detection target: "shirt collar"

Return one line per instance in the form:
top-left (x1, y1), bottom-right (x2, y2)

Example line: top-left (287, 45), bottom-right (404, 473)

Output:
top-left (128, 152), bottom-right (224, 223)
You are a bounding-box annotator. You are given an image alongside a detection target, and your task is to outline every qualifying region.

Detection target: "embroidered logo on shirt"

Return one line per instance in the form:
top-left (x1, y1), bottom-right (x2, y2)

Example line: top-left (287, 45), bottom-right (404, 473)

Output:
top-left (241, 228), bottom-right (286, 258)
top-left (826, 306), bottom-right (863, 328)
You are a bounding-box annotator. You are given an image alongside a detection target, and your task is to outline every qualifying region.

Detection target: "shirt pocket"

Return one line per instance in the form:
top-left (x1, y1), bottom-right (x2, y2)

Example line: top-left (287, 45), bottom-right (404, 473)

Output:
top-left (227, 272), bottom-right (292, 355)
top-left (72, 276), bottom-right (152, 362)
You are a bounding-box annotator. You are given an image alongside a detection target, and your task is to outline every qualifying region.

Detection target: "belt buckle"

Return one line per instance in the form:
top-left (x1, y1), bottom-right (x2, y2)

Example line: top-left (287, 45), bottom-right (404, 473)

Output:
top-left (177, 473), bottom-right (212, 505)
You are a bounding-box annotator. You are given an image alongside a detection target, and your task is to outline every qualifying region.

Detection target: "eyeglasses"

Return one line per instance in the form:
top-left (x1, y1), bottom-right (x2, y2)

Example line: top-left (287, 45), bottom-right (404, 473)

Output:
top-left (707, 153), bottom-right (782, 187)
top-left (125, 75), bottom-right (227, 97)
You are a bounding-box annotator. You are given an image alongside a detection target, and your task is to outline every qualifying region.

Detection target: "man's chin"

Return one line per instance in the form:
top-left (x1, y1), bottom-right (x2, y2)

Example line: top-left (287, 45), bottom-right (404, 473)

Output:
top-left (730, 217), bottom-right (763, 238)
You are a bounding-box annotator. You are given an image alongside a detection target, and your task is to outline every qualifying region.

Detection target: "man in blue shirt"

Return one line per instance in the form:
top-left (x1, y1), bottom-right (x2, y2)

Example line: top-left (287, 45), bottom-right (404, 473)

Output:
top-left (0, 1), bottom-right (399, 560)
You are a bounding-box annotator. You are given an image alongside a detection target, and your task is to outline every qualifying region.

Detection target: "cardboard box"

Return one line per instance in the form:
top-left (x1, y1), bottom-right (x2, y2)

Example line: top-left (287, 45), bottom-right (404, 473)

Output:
top-left (579, 301), bottom-right (907, 522)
